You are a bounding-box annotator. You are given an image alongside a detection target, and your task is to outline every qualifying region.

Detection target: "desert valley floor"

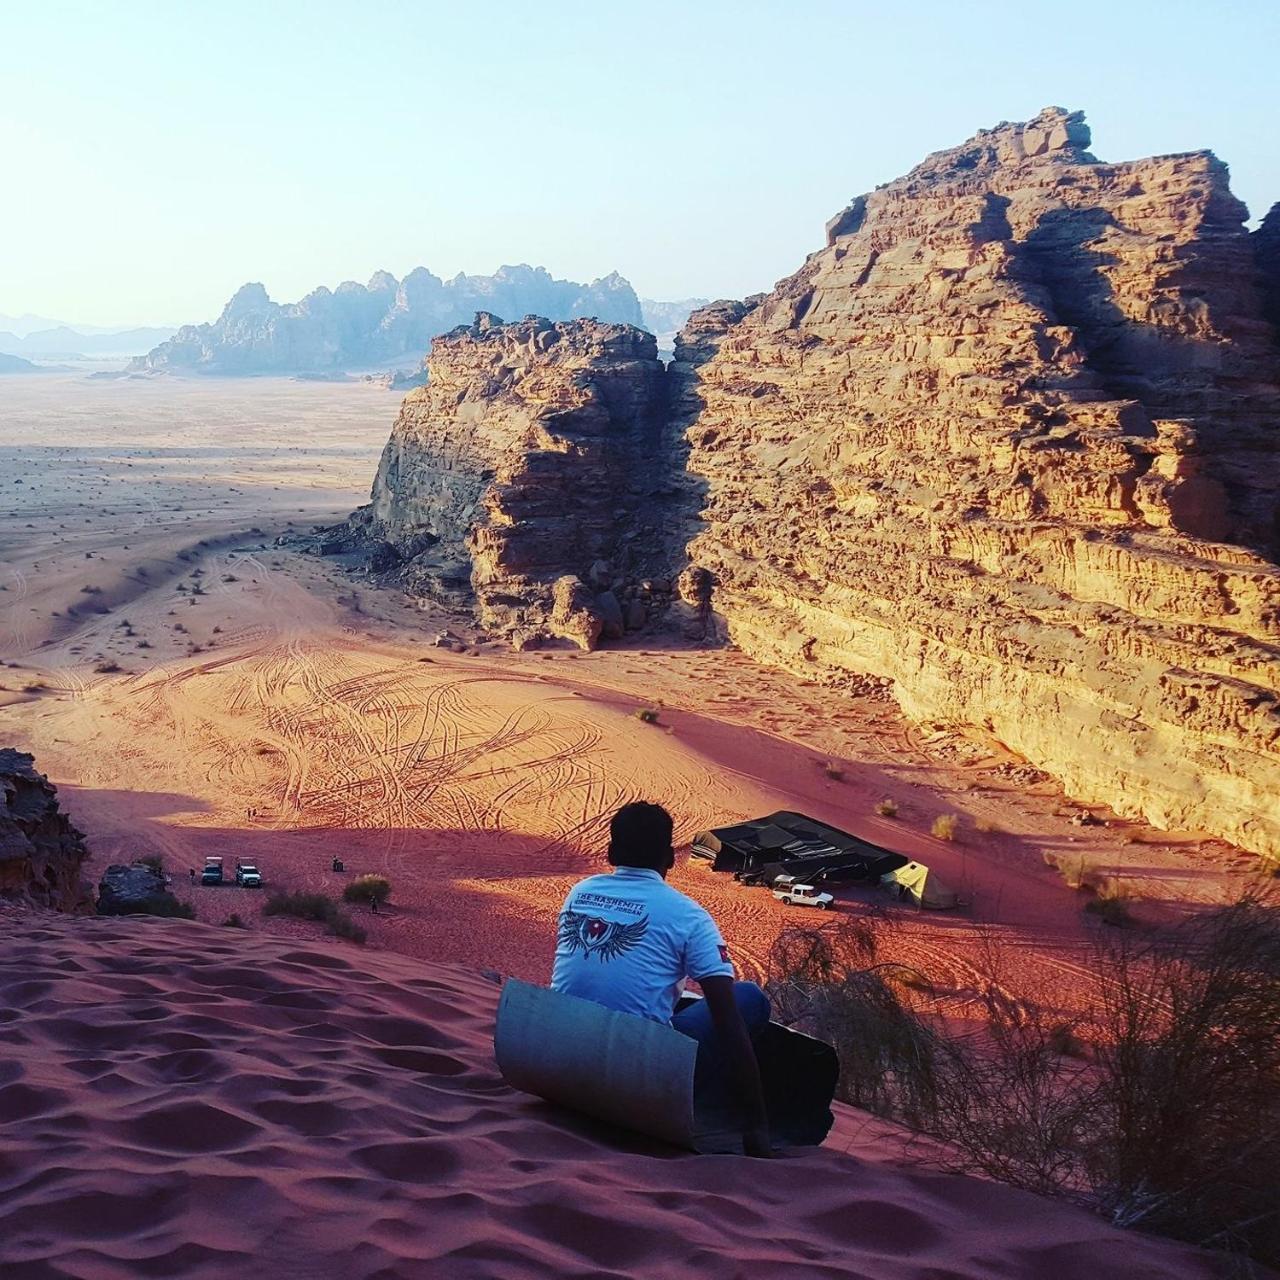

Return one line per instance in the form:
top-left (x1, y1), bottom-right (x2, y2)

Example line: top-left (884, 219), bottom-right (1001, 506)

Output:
top-left (1, 375), bottom-right (1267, 1014)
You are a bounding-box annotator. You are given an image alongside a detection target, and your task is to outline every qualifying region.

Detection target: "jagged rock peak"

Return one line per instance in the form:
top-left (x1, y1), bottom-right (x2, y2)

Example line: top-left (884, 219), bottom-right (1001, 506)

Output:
top-left (217, 282), bottom-right (274, 322)
top-left (133, 266), bottom-right (643, 375)
top-left (0, 749), bottom-right (92, 912)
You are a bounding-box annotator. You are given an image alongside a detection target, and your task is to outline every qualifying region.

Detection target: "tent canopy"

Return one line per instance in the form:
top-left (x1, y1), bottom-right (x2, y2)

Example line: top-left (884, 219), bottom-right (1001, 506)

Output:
top-left (881, 860), bottom-right (959, 910)
top-left (693, 810), bottom-right (910, 882)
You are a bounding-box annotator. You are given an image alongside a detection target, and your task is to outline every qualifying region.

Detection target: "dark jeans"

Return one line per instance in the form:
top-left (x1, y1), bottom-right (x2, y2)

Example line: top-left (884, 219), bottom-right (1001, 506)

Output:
top-left (671, 982), bottom-right (771, 1121)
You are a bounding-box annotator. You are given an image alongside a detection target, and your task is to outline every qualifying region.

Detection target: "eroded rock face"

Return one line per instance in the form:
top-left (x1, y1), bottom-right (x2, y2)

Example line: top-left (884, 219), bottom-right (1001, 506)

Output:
top-left (358, 314), bottom-right (667, 646)
top-left (677, 107), bottom-right (1280, 858)
top-left (0, 749), bottom-right (92, 911)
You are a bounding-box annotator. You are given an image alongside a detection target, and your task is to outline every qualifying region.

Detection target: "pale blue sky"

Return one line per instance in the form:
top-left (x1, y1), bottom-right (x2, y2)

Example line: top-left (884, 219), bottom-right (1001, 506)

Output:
top-left (2, 0), bottom-right (1276, 327)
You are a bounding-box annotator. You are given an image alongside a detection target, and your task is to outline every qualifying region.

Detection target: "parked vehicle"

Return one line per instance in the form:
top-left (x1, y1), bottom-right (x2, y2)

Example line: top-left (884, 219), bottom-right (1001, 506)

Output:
top-left (235, 861), bottom-right (262, 888)
top-left (772, 875), bottom-right (834, 910)
top-left (201, 856), bottom-right (224, 886)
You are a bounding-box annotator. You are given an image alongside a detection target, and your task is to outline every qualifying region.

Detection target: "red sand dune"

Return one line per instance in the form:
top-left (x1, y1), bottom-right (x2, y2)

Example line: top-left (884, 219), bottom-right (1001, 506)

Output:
top-left (1, 912), bottom-right (1233, 1280)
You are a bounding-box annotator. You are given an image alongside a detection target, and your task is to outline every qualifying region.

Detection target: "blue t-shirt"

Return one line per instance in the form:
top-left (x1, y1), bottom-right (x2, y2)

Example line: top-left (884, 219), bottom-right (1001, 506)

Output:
top-left (550, 866), bottom-right (735, 1023)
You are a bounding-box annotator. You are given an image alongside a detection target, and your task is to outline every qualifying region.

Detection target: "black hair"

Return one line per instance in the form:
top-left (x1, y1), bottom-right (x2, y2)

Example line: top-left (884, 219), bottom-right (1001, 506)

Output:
top-left (607, 801), bottom-right (675, 872)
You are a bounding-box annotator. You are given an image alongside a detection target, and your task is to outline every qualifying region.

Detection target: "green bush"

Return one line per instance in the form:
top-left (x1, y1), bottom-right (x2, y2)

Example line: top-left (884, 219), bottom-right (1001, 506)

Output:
top-left (263, 889), bottom-right (365, 944)
top-left (263, 890), bottom-right (333, 922)
top-left (342, 874), bottom-right (391, 907)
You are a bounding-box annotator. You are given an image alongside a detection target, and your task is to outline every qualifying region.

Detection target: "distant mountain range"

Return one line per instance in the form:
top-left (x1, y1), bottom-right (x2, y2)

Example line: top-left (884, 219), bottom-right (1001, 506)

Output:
top-left (0, 351), bottom-right (42, 374)
top-left (639, 297), bottom-right (709, 348)
top-left (0, 325), bottom-right (177, 359)
top-left (130, 266), bottom-right (648, 375)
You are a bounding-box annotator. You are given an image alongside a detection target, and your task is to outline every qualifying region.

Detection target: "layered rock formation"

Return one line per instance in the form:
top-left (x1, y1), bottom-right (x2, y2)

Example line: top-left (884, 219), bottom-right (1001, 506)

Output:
top-left (676, 107), bottom-right (1280, 858)
top-left (0, 749), bottom-right (91, 911)
top-left (359, 108), bottom-right (1280, 859)
top-left (355, 313), bottom-right (667, 646)
top-left (131, 266), bottom-right (643, 375)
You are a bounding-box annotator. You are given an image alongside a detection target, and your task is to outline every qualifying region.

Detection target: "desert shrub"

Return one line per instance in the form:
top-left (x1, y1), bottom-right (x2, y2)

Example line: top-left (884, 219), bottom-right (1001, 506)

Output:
top-left (931, 813), bottom-right (959, 841)
top-left (764, 916), bottom-right (944, 1126)
top-left (1085, 894), bottom-right (1134, 927)
top-left (136, 854), bottom-right (165, 875)
top-left (21, 681), bottom-right (46, 693)
top-left (822, 761), bottom-right (845, 781)
top-left (635, 707), bottom-right (660, 724)
top-left (263, 890), bottom-right (333, 922)
top-left (874, 797), bottom-right (898, 818)
top-left (343, 874), bottom-right (391, 907)
top-left (974, 816), bottom-right (999, 834)
top-left (769, 894), bottom-right (1280, 1269)
top-left (1086, 896), bottom-right (1280, 1263)
top-left (263, 889), bottom-right (366, 944)
top-left (329, 913), bottom-right (368, 944)
top-left (93, 659), bottom-right (122, 674)
top-left (1044, 849), bottom-right (1092, 890)
top-left (222, 913), bottom-right (247, 929)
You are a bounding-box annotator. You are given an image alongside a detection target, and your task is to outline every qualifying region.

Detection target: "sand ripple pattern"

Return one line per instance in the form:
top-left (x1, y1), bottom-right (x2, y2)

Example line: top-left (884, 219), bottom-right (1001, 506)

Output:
top-left (0, 915), bottom-right (1226, 1280)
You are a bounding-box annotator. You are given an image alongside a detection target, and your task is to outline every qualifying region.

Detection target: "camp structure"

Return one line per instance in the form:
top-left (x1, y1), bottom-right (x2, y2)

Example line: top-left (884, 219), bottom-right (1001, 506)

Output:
top-left (691, 810), bottom-right (958, 909)
top-left (880, 859), bottom-right (959, 910)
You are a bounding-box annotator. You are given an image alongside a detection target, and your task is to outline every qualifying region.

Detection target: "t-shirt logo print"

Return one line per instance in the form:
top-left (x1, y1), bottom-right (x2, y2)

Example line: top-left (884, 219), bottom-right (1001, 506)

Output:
top-left (558, 909), bottom-right (649, 962)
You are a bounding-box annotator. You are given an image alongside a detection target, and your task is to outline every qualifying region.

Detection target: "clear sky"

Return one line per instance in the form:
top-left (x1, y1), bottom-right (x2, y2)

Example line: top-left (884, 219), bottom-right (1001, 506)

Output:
top-left (2, 0), bottom-right (1276, 328)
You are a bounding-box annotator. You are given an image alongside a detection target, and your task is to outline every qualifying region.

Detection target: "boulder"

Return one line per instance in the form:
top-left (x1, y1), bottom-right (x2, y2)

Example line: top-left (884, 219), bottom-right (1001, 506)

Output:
top-left (96, 864), bottom-right (167, 915)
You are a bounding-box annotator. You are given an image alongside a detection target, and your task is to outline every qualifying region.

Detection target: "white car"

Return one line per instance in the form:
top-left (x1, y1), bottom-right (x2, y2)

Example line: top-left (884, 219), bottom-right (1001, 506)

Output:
top-left (772, 877), bottom-right (834, 910)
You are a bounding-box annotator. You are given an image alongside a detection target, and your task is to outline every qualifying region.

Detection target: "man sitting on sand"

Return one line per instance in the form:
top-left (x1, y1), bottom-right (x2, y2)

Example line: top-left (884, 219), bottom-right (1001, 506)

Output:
top-left (551, 801), bottom-right (772, 1157)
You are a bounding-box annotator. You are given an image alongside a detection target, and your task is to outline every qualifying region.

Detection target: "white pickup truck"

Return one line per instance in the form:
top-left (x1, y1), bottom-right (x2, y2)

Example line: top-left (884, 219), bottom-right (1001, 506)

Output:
top-left (772, 876), bottom-right (834, 910)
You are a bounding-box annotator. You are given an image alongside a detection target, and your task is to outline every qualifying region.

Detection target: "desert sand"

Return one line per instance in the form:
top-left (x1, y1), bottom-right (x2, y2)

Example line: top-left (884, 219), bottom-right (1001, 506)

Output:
top-left (0, 376), bottom-right (1267, 1276)
top-left (0, 910), bottom-right (1235, 1280)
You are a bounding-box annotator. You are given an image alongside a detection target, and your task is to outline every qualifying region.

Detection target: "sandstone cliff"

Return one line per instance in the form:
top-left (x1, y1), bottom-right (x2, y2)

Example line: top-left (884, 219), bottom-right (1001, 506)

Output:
top-left (0, 749), bottom-right (91, 911)
top-left (131, 265), bottom-right (644, 375)
top-left (356, 313), bottom-right (667, 647)
top-left (356, 108), bottom-right (1280, 861)
top-left (676, 107), bottom-right (1280, 859)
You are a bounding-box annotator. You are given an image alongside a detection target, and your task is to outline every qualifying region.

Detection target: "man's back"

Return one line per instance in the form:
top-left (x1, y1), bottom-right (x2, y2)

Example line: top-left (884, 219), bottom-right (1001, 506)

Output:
top-left (550, 866), bottom-right (733, 1024)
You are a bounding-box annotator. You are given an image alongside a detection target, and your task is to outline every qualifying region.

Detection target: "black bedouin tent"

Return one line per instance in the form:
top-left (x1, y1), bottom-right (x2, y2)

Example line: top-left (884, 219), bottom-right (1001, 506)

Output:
top-left (691, 810), bottom-right (910, 884)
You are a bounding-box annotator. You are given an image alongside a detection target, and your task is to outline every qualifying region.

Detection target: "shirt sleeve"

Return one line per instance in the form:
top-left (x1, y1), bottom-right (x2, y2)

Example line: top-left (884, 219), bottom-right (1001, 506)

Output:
top-left (683, 903), bottom-right (735, 981)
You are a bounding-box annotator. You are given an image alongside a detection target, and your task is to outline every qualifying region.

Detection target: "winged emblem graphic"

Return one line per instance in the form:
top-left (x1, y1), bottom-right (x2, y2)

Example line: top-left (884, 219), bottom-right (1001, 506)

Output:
top-left (557, 909), bottom-right (649, 962)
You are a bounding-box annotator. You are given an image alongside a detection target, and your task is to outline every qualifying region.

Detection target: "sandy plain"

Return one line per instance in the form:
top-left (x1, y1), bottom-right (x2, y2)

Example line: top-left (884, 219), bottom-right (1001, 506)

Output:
top-left (0, 374), bottom-right (1266, 1011)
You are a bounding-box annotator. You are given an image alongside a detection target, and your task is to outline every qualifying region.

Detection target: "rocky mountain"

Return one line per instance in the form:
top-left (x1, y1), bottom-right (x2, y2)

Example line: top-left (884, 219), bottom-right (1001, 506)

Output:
top-left (351, 107), bottom-right (1280, 862)
top-left (640, 297), bottom-right (709, 350)
top-left (353, 312), bottom-right (666, 649)
top-left (130, 266), bottom-right (643, 375)
top-left (0, 749), bottom-right (91, 911)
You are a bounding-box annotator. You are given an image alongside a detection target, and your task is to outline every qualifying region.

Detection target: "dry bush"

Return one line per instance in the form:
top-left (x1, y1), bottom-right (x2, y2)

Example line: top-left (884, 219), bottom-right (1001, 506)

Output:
top-left (874, 797), bottom-right (898, 818)
top-left (343, 874), bottom-right (391, 907)
top-left (767, 893), bottom-right (1280, 1270)
top-left (974, 816), bottom-right (999, 834)
top-left (1087, 894), bottom-right (1280, 1264)
top-left (1085, 894), bottom-right (1134, 928)
top-left (264, 890), bottom-right (366, 944)
top-left (822, 761), bottom-right (845, 782)
top-left (764, 915), bottom-right (944, 1126)
top-left (635, 707), bottom-right (660, 724)
top-left (931, 813), bottom-right (959, 841)
top-left (1044, 849), bottom-right (1092, 890)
